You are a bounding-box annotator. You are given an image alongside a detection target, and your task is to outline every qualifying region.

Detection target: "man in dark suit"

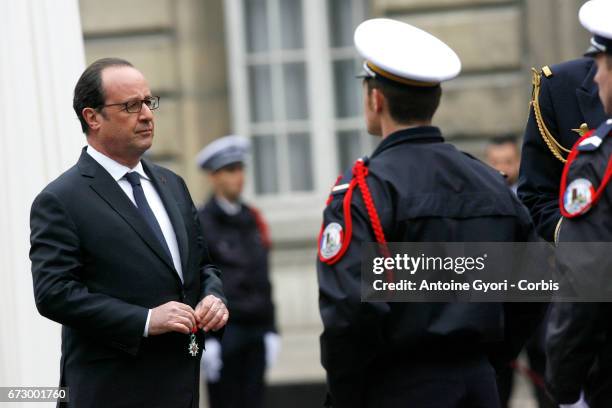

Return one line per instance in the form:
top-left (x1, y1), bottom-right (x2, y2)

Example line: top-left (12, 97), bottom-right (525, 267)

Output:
top-left (518, 57), bottom-right (606, 243)
top-left (29, 57), bottom-right (229, 408)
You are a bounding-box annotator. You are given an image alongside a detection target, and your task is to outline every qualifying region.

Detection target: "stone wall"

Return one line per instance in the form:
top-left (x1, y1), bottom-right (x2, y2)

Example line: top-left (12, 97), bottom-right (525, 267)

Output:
top-left (79, 0), bottom-right (230, 202)
top-left (374, 0), bottom-right (590, 154)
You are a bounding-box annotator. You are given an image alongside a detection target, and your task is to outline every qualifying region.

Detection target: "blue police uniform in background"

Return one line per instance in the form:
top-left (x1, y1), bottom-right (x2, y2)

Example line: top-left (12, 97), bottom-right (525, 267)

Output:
top-left (196, 136), bottom-right (278, 408)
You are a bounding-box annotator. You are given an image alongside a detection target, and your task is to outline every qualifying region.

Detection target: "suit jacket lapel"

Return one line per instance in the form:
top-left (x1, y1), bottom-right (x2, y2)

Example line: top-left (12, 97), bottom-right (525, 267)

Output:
top-left (77, 150), bottom-right (179, 278)
top-left (576, 60), bottom-right (607, 129)
top-left (142, 159), bottom-right (190, 276)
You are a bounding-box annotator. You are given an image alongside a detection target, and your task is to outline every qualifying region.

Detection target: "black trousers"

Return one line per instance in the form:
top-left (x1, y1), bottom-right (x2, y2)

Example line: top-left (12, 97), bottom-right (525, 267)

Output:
top-left (497, 318), bottom-right (555, 408)
top-left (207, 324), bottom-right (266, 408)
top-left (365, 354), bottom-right (500, 408)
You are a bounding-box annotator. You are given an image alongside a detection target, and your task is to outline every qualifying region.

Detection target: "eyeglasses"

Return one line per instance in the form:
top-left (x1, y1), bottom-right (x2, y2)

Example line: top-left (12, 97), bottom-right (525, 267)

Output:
top-left (99, 96), bottom-right (160, 113)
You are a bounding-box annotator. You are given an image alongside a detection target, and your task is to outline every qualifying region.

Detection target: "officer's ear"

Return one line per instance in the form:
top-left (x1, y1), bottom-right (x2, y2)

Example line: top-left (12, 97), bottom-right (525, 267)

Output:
top-left (370, 88), bottom-right (385, 114)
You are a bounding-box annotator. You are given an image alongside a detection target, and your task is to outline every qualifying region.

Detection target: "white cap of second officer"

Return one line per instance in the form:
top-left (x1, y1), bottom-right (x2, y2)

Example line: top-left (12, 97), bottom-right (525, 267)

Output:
top-left (354, 18), bottom-right (461, 86)
top-left (579, 0), bottom-right (612, 57)
top-left (196, 135), bottom-right (250, 172)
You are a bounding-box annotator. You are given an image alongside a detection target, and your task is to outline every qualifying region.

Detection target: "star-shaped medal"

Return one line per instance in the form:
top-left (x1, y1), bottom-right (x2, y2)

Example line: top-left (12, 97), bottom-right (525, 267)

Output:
top-left (188, 331), bottom-right (199, 357)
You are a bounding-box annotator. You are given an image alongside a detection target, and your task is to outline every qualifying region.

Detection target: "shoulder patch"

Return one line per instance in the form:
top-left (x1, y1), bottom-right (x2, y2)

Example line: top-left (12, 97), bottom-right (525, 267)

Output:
top-left (319, 223), bottom-right (344, 260)
top-left (542, 65), bottom-right (553, 78)
top-left (563, 178), bottom-right (594, 216)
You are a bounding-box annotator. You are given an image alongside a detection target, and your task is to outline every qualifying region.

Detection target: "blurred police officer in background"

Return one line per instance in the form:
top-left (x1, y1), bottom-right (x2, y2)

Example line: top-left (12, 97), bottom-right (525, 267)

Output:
top-left (518, 27), bottom-right (605, 244)
top-left (197, 135), bottom-right (279, 408)
top-left (316, 18), bottom-right (543, 408)
top-left (547, 1), bottom-right (612, 407)
top-left (485, 136), bottom-right (521, 194)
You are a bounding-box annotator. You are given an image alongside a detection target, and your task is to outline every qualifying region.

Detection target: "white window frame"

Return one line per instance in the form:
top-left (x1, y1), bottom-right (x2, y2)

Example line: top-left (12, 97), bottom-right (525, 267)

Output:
top-left (224, 0), bottom-right (368, 221)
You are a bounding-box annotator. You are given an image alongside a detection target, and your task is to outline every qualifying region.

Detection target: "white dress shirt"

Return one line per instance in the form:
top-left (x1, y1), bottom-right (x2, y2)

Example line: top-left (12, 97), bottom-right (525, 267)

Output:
top-left (86, 145), bottom-right (183, 337)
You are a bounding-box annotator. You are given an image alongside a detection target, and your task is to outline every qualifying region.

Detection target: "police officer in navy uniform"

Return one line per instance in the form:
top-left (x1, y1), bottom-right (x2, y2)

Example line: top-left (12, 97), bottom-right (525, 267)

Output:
top-left (196, 136), bottom-right (279, 408)
top-left (518, 51), bottom-right (605, 244)
top-left (515, 13), bottom-right (606, 408)
top-left (547, 2), bottom-right (612, 407)
top-left (316, 19), bottom-right (543, 408)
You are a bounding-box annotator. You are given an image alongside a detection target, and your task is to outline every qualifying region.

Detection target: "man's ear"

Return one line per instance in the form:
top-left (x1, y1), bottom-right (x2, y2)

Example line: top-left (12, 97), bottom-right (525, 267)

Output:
top-left (372, 88), bottom-right (385, 113)
top-left (82, 107), bottom-right (102, 131)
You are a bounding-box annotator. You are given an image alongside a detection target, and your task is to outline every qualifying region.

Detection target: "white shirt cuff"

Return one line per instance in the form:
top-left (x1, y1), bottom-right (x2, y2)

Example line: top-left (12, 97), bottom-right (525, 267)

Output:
top-left (143, 309), bottom-right (152, 337)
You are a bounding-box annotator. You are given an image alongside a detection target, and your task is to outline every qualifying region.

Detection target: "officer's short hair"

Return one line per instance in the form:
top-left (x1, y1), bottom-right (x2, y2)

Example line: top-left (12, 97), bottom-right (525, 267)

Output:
top-left (364, 77), bottom-right (441, 124)
top-left (73, 57), bottom-right (134, 134)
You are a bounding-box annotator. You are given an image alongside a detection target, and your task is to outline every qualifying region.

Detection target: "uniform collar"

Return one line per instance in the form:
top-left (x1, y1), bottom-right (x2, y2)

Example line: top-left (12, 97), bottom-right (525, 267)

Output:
top-left (214, 195), bottom-right (242, 216)
top-left (371, 126), bottom-right (444, 158)
top-left (206, 195), bottom-right (250, 223)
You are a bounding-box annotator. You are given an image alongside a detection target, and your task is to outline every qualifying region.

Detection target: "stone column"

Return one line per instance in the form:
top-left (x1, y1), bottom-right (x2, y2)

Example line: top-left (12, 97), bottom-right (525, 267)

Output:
top-left (0, 0), bottom-right (85, 402)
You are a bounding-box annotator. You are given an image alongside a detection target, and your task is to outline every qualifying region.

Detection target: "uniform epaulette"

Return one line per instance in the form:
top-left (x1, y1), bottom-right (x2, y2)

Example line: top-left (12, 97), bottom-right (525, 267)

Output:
top-left (577, 119), bottom-right (612, 152)
top-left (530, 66), bottom-right (570, 163)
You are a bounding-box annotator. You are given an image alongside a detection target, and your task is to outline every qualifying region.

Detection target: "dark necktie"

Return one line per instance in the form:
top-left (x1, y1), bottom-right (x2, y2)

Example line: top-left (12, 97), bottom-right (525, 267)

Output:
top-left (124, 172), bottom-right (172, 261)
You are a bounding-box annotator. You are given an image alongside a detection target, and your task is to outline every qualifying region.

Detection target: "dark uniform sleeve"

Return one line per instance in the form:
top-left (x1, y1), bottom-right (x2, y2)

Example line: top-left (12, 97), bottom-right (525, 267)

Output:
top-left (489, 197), bottom-right (548, 370)
top-left (317, 175), bottom-right (391, 408)
top-left (518, 72), bottom-right (565, 242)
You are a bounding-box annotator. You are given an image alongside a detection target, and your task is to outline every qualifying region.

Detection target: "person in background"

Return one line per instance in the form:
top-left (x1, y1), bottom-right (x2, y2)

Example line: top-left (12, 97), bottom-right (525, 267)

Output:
top-left (197, 135), bottom-right (279, 408)
top-left (485, 136), bottom-right (521, 194)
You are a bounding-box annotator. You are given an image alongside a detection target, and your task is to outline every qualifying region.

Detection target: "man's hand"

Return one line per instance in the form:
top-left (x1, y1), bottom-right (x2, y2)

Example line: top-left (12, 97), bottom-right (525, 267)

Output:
top-left (148, 301), bottom-right (197, 335)
top-left (195, 295), bottom-right (229, 332)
